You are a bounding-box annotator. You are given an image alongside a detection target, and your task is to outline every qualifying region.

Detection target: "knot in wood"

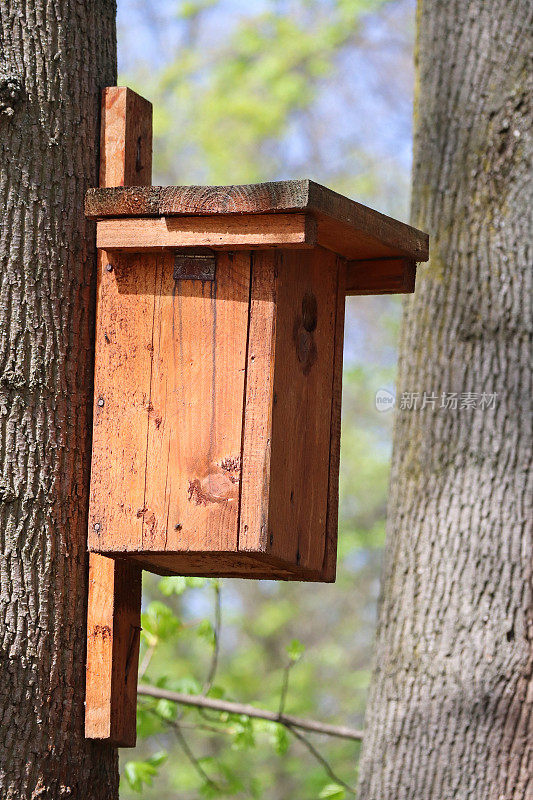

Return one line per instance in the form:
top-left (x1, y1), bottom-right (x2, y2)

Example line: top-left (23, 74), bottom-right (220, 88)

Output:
top-left (301, 291), bottom-right (318, 332)
top-left (293, 292), bottom-right (318, 376)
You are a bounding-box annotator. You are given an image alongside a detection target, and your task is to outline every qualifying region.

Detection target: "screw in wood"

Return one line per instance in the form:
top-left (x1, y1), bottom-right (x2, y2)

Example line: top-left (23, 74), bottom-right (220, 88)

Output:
top-left (97, 397), bottom-right (105, 407)
top-left (106, 263), bottom-right (113, 272)
top-left (174, 523), bottom-right (182, 531)
top-left (93, 522), bottom-right (101, 532)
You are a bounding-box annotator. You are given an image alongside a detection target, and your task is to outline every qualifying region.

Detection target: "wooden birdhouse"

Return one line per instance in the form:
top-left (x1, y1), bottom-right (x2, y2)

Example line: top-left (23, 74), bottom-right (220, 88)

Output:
top-left (84, 87), bottom-right (428, 746)
top-left (87, 185), bottom-right (427, 582)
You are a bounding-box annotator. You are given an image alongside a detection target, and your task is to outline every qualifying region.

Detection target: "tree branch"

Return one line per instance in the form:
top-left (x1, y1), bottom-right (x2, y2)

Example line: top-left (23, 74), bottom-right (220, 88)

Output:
top-left (138, 684), bottom-right (363, 741)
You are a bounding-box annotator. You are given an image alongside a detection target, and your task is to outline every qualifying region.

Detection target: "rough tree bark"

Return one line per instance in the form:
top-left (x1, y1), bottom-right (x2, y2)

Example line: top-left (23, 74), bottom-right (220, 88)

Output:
top-left (358, 1), bottom-right (532, 799)
top-left (0, 2), bottom-right (119, 798)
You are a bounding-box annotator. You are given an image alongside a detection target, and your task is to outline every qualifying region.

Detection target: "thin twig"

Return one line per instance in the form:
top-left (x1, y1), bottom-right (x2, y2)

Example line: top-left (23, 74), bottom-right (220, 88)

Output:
top-left (138, 644), bottom-right (156, 681)
top-left (203, 581), bottom-right (221, 695)
top-left (138, 685), bottom-right (363, 741)
top-left (138, 702), bottom-right (235, 736)
top-left (170, 719), bottom-right (221, 792)
top-left (286, 724), bottom-right (357, 796)
top-left (278, 661), bottom-right (293, 717)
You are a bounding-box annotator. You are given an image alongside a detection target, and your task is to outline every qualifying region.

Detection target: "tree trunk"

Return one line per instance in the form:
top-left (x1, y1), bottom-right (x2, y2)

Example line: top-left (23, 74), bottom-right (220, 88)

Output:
top-left (0, 2), bottom-right (119, 798)
top-left (358, 1), bottom-right (531, 798)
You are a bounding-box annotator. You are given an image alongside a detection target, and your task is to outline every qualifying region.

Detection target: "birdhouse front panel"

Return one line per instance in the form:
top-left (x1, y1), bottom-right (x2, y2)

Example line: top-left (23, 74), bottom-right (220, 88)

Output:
top-left (89, 242), bottom-right (343, 580)
top-left (86, 180), bottom-right (429, 582)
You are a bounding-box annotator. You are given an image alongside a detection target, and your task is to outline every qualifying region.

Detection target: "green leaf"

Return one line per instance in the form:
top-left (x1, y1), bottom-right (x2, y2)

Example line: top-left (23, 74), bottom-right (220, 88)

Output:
top-left (319, 784), bottom-right (347, 799)
top-left (186, 576), bottom-right (207, 588)
top-left (197, 618), bottom-right (215, 643)
top-left (124, 761), bottom-right (143, 793)
top-left (206, 684), bottom-right (225, 699)
top-left (123, 754), bottom-right (166, 793)
top-left (156, 698), bottom-right (178, 721)
top-left (230, 717), bottom-right (255, 750)
top-left (274, 724), bottom-right (289, 755)
top-left (141, 601), bottom-right (181, 641)
top-left (286, 639), bottom-right (305, 661)
top-left (148, 750), bottom-right (168, 767)
top-left (170, 675), bottom-right (202, 695)
top-left (158, 575), bottom-right (187, 596)
top-left (136, 705), bottom-right (164, 738)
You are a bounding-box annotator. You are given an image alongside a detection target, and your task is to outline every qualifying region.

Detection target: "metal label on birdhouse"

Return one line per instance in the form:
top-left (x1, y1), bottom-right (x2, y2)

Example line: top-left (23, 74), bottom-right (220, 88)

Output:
top-left (86, 180), bottom-right (429, 582)
top-left (174, 251), bottom-right (216, 282)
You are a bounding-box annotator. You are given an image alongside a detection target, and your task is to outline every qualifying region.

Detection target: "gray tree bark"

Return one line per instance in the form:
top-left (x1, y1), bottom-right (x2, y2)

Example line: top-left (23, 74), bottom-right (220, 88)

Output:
top-left (358, 1), bottom-right (532, 798)
top-left (0, 2), bottom-right (119, 798)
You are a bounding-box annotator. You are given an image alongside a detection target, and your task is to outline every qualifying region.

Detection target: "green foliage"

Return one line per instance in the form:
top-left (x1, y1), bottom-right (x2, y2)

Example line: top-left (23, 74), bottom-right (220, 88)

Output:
top-left (141, 601), bottom-right (182, 642)
top-left (120, 0), bottom-right (405, 201)
top-left (230, 716), bottom-right (256, 750)
top-left (273, 724), bottom-right (290, 756)
top-left (286, 639), bottom-right (305, 662)
top-left (158, 575), bottom-right (187, 596)
top-left (320, 783), bottom-right (347, 799)
top-left (123, 752), bottom-right (167, 793)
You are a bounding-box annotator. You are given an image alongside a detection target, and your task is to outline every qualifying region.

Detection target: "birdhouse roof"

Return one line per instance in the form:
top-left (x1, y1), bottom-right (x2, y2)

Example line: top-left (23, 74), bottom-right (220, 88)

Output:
top-left (85, 179), bottom-right (429, 262)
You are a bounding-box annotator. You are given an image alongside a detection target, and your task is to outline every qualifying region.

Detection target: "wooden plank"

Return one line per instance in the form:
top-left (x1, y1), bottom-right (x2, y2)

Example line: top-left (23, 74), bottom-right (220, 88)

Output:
top-left (267, 248), bottom-right (338, 571)
top-left (141, 251), bottom-right (250, 554)
top-left (239, 251), bottom-right (278, 553)
top-left (88, 252), bottom-right (157, 552)
top-left (85, 179), bottom-right (429, 262)
top-left (316, 218), bottom-right (415, 261)
top-left (127, 551), bottom-right (328, 581)
top-left (96, 214), bottom-right (316, 251)
top-left (320, 257), bottom-right (346, 581)
top-left (85, 556), bottom-right (141, 745)
top-left (99, 86), bottom-right (153, 187)
top-left (345, 257), bottom-right (416, 295)
top-left (86, 86), bottom-right (152, 747)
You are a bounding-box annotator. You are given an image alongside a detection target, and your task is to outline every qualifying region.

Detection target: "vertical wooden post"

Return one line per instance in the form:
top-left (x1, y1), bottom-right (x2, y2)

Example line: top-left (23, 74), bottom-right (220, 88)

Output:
top-left (85, 87), bottom-right (152, 746)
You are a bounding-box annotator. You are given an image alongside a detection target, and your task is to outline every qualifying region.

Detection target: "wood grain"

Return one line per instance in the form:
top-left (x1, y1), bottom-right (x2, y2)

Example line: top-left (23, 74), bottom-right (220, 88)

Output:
top-left (267, 247), bottom-right (339, 571)
top-left (142, 251), bottom-right (250, 554)
top-left (89, 245), bottom-right (343, 581)
top-left (239, 251), bottom-right (278, 553)
top-left (345, 257), bottom-right (416, 295)
top-left (99, 86), bottom-right (152, 188)
top-left (88, 252), bottom-right (157, 552)
top-left (96, 214), bottom-right (316, 251)
top-left (85, 99), bottom-right (427, 585)
top-left (320, 257), bottom-right (346, 581)
top-left (85, 556), bottom-right (141, 745)
top-left (86, 86), bottom-right (152, 747)
top-left (127, 551), bottom-right (330, 581)
top-left (85, 179), bottom-right (429, 262)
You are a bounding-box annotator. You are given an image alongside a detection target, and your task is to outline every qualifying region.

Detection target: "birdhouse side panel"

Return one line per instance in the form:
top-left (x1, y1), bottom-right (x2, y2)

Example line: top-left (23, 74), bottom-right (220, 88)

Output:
top-left (267, 247), bottom-right (340, 572)
top-left (321, 257), bottom-right (346, 581)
